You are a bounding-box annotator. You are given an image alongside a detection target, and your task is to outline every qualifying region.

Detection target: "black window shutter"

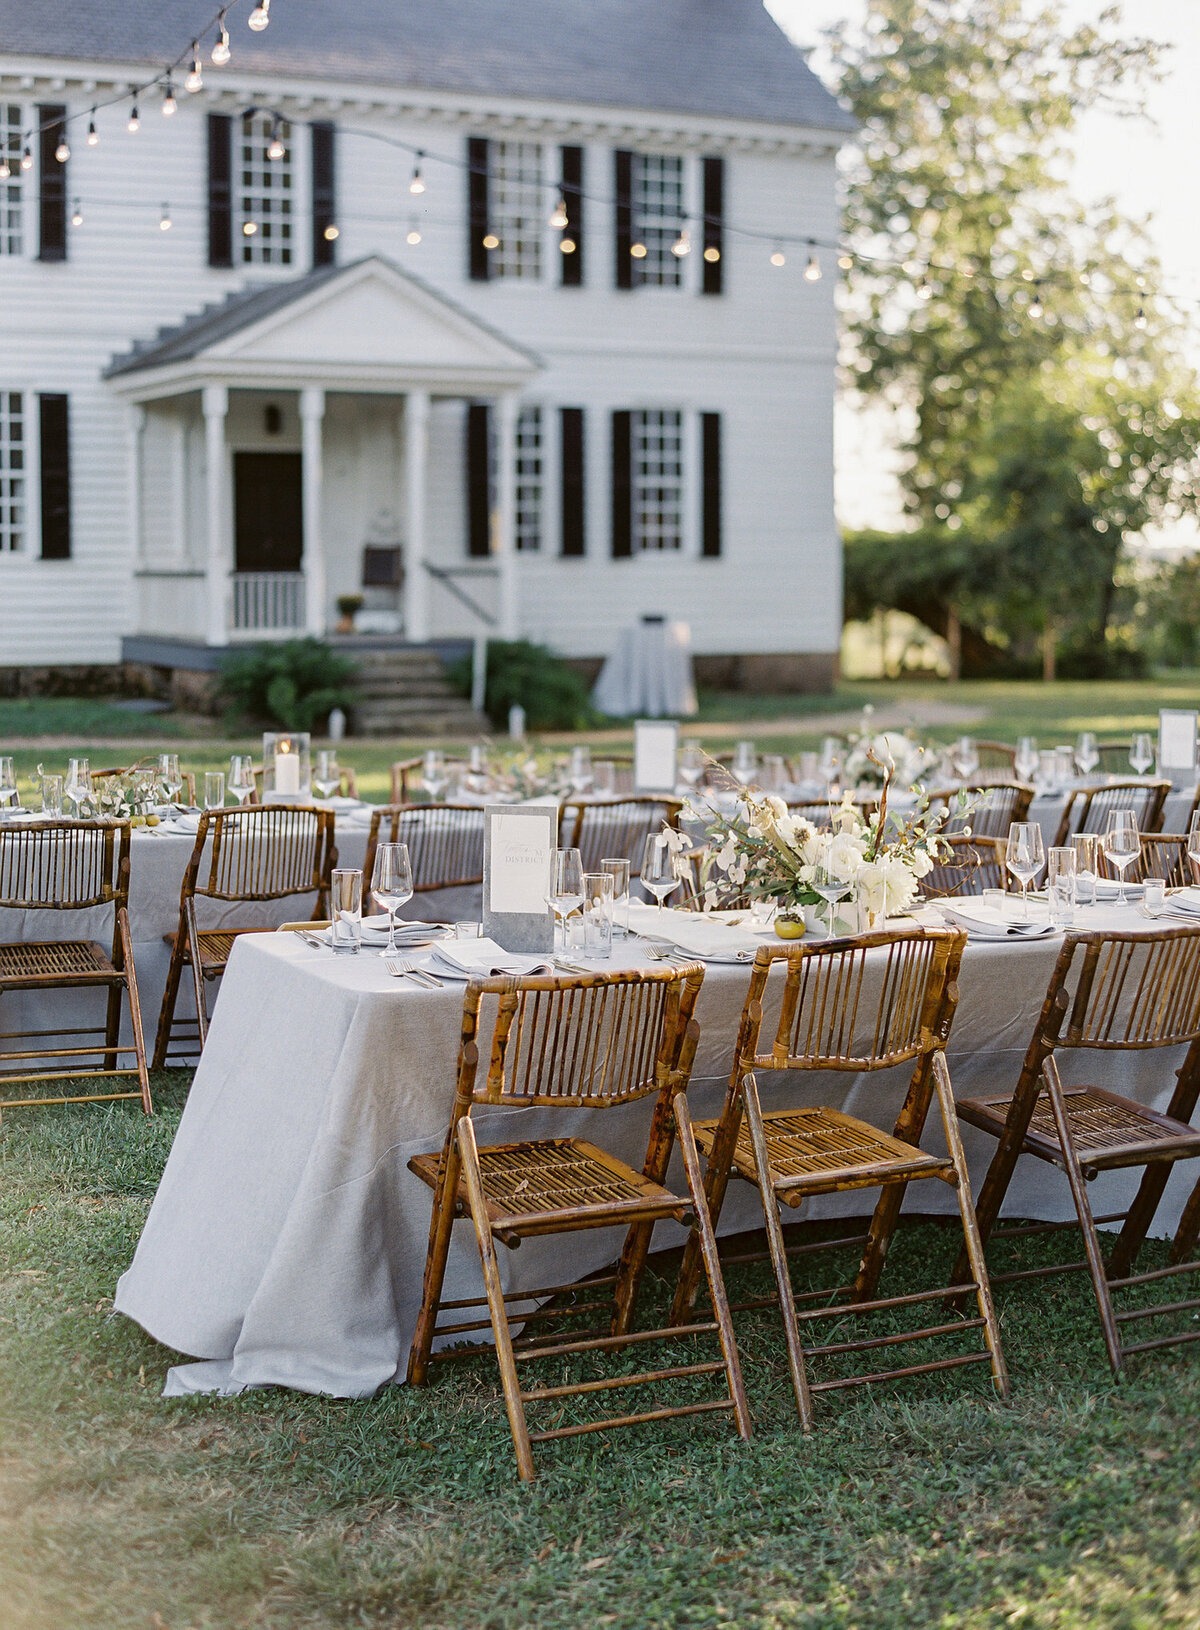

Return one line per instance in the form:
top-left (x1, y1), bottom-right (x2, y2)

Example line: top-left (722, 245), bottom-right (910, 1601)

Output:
top-left (466, 403), bottom-right (491, 557)
top-left (614, 149), bottom-right (633, 290)
top-left (559, 144), bottom-right (584, 287)
top-left (39, 394), bottom-right (71, 560)
top-left (467, 136), bottom-right (490, 282)
top-left (207, 113), bottom-right (233, 268)
top-left (560, 408), bottom-right (585, 556)
top-left (702, 157), bottom-right (724, 295)
top-left (701, 412), bottom-right (722, 557)
top-left (611, 410), bottom-right (633, 557)
top-left (311, 121), bottom-right (336, 267)
top-left (38, 104), bottom-right (67, 262)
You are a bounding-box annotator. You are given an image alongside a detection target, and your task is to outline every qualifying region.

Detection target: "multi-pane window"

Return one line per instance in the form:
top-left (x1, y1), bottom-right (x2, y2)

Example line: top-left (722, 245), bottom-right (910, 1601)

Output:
top-left (491, 141), bottom-right (543, 281)
top-left (633, 410), bottom-right (683, 551)
top-left (633, 153), bottom-right (684, 288)
top-left (515, 406), bottom-right (542, 551)
top-left (238, 112), bottom-right (292, 266)
top-left (0, 104), bottom-right (22, 257)
top-left (0, 392), bottom-right (25, 553)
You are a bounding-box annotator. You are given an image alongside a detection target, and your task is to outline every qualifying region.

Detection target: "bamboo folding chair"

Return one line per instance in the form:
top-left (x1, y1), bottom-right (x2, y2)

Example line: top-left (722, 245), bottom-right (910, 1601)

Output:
top-left (971, 741), bottom-right (1018, 783)
top-left (1095, 741), bottom-right (1140, 775)
top-left (560, 797), bottom-right (682, 875)
top-left (927, 782), bottom-right (1034, 839)
top-left (1052, 781), bottom-right (1170, 848)
top-left (0, 819), bottom-right (152, 1114)
top-left (670, 927), bottom-right (1008, 1426)
top-left (918, 835), bottom-right (1010, 899)
top-left (1122, 834), bottom-right (1194, 889)
top-left (362, 803), bottom-right (485, 909)
top-left (954, 925), bottom-right (1200, 1375)
top-left (407, 965), bottom-right (751, 1481)
top-left (152, 805), bottom-right (336, 1067)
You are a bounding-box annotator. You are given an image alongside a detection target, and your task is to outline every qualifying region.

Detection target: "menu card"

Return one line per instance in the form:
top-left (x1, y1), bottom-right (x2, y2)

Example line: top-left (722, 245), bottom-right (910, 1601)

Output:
top-left (1158, 710), bottom-right (1197, 781)
top-left (634, 720), bottom-right (680, 793)
top-left (482, 804), bottom-right (556, 951)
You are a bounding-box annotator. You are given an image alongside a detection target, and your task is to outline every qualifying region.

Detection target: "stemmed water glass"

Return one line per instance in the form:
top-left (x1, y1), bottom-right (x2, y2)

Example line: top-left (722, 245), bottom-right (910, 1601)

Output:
top-left (547, 846), bottom-right (584, 949)
top-left (1075, 733), bottom-right (1099, 778)
top-left (568, 745), bottom-right (593, 794)
top-left (810, 839), bottom-right (851, 939)
top-left (1102, 809), bottom-right (1140, 907)
top-left (313, 749), bottom-right (340, 801)
top-left (229, 755), bottom-right (255, 806)
top-left (677, 742), bottom-right (705, 788)
top-left (1130, 733), bottom-right (1155, 776)
top-left (640, 833), bottom-right (681, 916)
top-left (422, 749), bottom-right (448, 802)
top-left (64, 757), bottom-right (93, 817)
top-left (0, 757), bottom-right (17, 813)
top-left (1014, 736), bottom-right (1038, 783)
top-left (731, 741), bottom-right (757, 786)
top-left (952, 736), bottom-right (979, 781)
top-left (1187, 813), bottom-right (1200, 885)
top-left (371, 841), bottom-right (414, 956)
top-left (465, 744), bottom-right (491, 796)
top-left (1005, 822), bottom-right (1046, 921)
top-left (159, 752), bottom-right (183, 807)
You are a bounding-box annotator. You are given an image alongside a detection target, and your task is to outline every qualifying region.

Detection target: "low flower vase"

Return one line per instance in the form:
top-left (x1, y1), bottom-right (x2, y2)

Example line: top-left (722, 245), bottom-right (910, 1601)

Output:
top-left (803, 899), bottom-right (862, 938)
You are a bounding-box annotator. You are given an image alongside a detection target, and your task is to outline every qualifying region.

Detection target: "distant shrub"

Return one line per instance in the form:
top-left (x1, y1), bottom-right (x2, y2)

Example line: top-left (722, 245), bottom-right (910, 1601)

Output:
top-left (217, 639), bottom-right (358, 732)
top-left (1057, 638), bottom-right (1148, 680)
top-left (448, 639), bottom-right (600, 732)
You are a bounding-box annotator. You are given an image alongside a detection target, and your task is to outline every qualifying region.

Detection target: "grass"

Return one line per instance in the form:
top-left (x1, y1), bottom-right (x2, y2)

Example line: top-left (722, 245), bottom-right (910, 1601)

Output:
top-left (3, 673), bottom-right (1199, 806)
top-left (2, 1083), bottom-right (1200, 1627)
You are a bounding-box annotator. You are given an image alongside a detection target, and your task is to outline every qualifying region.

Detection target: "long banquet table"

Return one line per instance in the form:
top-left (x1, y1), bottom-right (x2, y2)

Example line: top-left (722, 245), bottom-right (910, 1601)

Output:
top-left (114, 904), bottom-right (1199, 1399)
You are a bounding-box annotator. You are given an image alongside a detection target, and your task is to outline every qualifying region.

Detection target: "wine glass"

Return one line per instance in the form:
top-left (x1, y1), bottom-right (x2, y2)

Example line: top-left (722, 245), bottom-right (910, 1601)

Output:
top-left (1005, 822), bottom-right (1045, 921)
top-left (1075, 732), bottom-right (1099, 778)
top-left (640, 833), bottom-right (681, 916)
top-left (64, 757), bottom-right (92, 817)
top-left (592, 759), bottom-right (616, 796)
top-left (1130, 733), bottom-right (1155, 776)
top-left (1188, 812), bottom-right (1200, 885)
top-left (422, 749), bottom-right (447, 802)
top-left (731, 741), bottom-right (757, 786)
top-left (547, 846), bottom-right (585, 948)
top-left (159, 752), bottom-right (183, 806)
top-left (465, 744), bottom-right (491, 795)
top-left (568, 745), bottom-right (593, 794)
top-left (1014, 736), bottom-right (1038, 783)
top-left (1102, 809), bottom-right (1140, 907)
top-left (810, 840), bottom-right (851, 939)
top-left (371, 841), bottom-right (414, 956)
top-left (228, 754), bottom-right (255, 806)
top-left (0, 756), bottom-right (17, 813)
top-left (952, 736), bottom-right (979, 781)
top-left (677, 742), bottom-right (705, 788)
top-left (313, 749), bottom-right (340, 801)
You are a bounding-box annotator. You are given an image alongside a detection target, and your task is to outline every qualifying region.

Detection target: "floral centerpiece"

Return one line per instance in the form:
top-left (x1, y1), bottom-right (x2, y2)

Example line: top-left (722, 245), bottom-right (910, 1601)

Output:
top-left (39, 759), bottom-right (166, 823)
top-left (841, 706), bottom-right (926, 792)
top-left (485, 746), bottom-right (574, 801)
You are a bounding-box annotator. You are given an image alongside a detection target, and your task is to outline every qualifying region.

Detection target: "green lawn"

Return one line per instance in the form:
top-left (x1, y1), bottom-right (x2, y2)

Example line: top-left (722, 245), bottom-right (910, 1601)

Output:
top-left (3, 674), bottom-right (1198, 807)
top-left (2, 1084), bottom-right (1199, 1628)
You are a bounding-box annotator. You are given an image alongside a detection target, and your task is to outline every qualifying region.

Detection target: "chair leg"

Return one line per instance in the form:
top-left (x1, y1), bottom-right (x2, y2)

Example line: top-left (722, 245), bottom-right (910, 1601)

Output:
top-left (932, 1053), bottom-right (1009, 1400)
top-left (1042, 1057), bottom-right (1124, 1376)
top-left (741, 1071), bottom-right (814, 1429)
top-left (118, 908), bottom-right (153, 1115)
top-left (672, 1094), bottom-right (752, 1441)
top-left (406, 1138), bottom-right (465, 1387)
top-left (152, 932), bottom-right (185, 1071)
top-left (1109, 1161), bottom-right (1174, 1281)
top-left (669, 1088), bottom-right (743, 1326)
top-left (103, 978), bottom-right (122, 1074)
top-left (1170, 1168), bottom-right (1200, 1266)
top-left (186, 912), bottom-right (211, 1051)
top-left (455, 1114), bottom-right (536, 1482)
top-left (950, 1069), bottom-right (1046, 1288)
top-left (612, 1092), bottom-right (680, 1337)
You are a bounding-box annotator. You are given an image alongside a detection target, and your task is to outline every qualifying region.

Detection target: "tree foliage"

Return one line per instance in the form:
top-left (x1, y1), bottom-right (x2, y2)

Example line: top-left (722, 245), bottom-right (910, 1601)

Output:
top-left (828, 0), bottom-right (1200, 671)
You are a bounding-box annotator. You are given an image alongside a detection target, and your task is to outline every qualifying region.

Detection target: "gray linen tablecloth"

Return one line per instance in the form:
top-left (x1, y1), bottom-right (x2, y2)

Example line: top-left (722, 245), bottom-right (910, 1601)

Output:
top-left (114, 906), bottom-right (1199, 1399)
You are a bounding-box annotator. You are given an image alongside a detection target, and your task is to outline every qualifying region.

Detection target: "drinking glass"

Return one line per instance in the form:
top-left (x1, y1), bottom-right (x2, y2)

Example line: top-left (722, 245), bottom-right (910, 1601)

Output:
top-left (1005, 821), bottom-right (1045, 921)
top-left (600, 856), bottom-right (630, 937)
top-left (568, 745), bottom-right (593, 794)
top-left (810, 839), bottom-right (851, 939)
top-left (750, 896), bottom-right (777, 929)
top-left (1047, 846), bottom-right (1077, 929)
top-left (547, 846), bottom-right (585, 947)
top-left (203, 771), bottom-right (226, 809)
top-left (640, 834), bottom-right (680, 916)
top-left (454, 921), bottom-right (482, 940)
top-left (797, 751), bottom-right (819, 786)
top-left (952, 736), bottom-right (979, 780)
top-left (1072, 832), bottom-right (1101, 906)
top-left (761, 754), bottom-right (787, 794)
top-left (817, 736), bottom-right (841, 786)
top-left (41, 773), bottom-right (63, 817)
top-left (1188, 813), bottom-right (1200, 883)
top-left (677, 742), bottom-right (705, 788)
top-left (0, 757), bottom-right (17, 812)
top-left (1074, 733), bottom-right (1099, 777)
top-left (313, 749), bottom-right (340, 801)
top-left (65, 757), bottom-right (92, 817)
top-left (1014, 736), bottom-right (1038, 783)
top-left (582, 872), bottom-right (615, 959)
top-left (229, 754), bottom-right (255, 805)
top-left (466, 744), bottom-right (491, 795)
top-left (422, 749), bottom-right (447, 802)
top-left (330, 868), bottom-right (363, 956)
top-left (371, 841), bottom-right (414, 956)
top-left (1102, 809), bottom-right (1140, 907)
top-left (1055, 747), bottom-right (1076, 788)
top-left (731, 740), bottom-right (757, 786)
top-left (1130, 733), bottom-right (1155, 776)
top-left (592, 760), bottom-right (616, 797)
top-left (158, 752), bottom-right (183, 805)
top-left (1035, 749), bottom-right (1058, 792)
top-left (1143, 879), bottom-right (1166, 918)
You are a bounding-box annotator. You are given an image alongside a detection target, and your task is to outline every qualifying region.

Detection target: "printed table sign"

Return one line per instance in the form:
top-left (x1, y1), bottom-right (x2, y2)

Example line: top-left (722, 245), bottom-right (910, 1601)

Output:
top-left (634, 720), bottom-right (680, 794)
top-left (1158, 710), bottom-right (1198, 782)
top-left (482, 804), bottom-right (556, 952)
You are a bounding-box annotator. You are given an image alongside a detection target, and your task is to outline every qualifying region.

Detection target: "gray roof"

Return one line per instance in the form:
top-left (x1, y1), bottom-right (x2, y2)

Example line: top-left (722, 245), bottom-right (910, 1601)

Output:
top-left (1, 0), bottom-right (855, 134)
top-left (103, 255), bottom-right (542, 376)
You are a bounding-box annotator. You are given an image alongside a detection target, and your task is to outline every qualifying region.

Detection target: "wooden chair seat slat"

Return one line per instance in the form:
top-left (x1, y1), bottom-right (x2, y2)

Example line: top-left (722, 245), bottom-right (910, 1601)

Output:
top-left (692, 1106), bottom-right (954, 1197)
top-left (161, 925), bottom-right (275, 970)
top-left (0, 939), bottom-right (116, 982)
top-left (959, 1084), bottom-right (1200, 1169)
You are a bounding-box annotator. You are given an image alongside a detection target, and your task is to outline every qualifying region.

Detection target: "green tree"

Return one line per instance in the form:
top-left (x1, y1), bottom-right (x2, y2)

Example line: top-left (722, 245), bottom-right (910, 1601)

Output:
top-left (829, 0), bottom-right (1200, 672)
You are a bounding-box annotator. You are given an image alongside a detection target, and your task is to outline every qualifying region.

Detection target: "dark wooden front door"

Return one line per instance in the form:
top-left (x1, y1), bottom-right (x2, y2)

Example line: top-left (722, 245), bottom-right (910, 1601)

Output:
top-left (234, 452), bottom-right (303, 573)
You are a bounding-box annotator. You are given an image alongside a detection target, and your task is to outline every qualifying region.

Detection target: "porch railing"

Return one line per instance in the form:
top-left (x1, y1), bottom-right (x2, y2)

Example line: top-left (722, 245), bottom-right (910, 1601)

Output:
top-left (231, 572), bottom-right (306, 634)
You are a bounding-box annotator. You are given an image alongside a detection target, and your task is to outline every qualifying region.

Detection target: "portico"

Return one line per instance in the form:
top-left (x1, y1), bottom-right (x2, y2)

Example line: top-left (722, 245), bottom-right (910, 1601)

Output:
top-left (104, 256), bottom-right (540, 647)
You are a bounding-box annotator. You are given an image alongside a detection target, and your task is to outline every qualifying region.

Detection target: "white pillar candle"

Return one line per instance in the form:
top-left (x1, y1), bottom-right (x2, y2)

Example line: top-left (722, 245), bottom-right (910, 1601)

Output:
top-left (275, 749), bottom-right (300, 795)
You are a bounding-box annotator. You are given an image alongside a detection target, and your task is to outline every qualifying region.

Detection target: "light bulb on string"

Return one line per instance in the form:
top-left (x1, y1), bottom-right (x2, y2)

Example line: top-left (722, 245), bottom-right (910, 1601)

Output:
top-left (549, 195), bottom-right (568, 230)
top-left (630, 241), bottom-right (647, 259)
top-left (160, 203), bottom-right (172, 231)
top-left (804, 252), bottom-right (822, 282)
top-left (916, 278), bottom-right (933, 300)
top-left (20, 144), bottom-right (32, 170)
top-left (87, 111), bottom-right (99, 145)
top-left (559, 236), bottom-right (576, 255)
top-left (703, 244), bottom-right (720, 264)
top-left (212, 12), bottom-right (231, 64)
top-left (482, 232), bottom-right (499, 250)
top-left (406, 220), bottom-right (422, 245)
top-left (127, 103), bottom-right (140, 134)
top-left (838, 253), bottom-right (854, 271)
top-left (243, 219), bottom-right (258, 237)
top-left (671, 227), bottom-right (691, 258)
top-left (267, 119), bottom-right (285, 161)
top-left (769, 246), bottom-right (786, 268)
top-left (409, 153), bottom-right (425, 195)
top-left (248, 0), bottom-right (270, 31)
top-left (0, 158), bottom-right (9, 181)
top-left (55, 135), bottom-right (70, 163)
top-left (71, 198), bottom-right (83, 227)
top-left (162, 75), bottom-right (177, 116)
top-left (323, 223), bottom-right (339, 242)
top-left (1134, 304), bottom-right (1147, 330)
top-left (185, 45), bottom-right (203, 93)
top-left (1029, 283), bottom-right (1043, 320)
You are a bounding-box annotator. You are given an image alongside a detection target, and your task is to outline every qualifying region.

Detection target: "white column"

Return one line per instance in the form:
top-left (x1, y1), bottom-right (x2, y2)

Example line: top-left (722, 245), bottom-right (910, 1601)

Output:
top-left (404, 388), bottom-right (431, 642)
top-left (126, 404), bottom-right (146, 569)
top-left (495, 393), bottom-right (519, 641)
top-left (202, 385), bottom-right (230, 646)
top-left (300, 386), bottom-right (326, 638)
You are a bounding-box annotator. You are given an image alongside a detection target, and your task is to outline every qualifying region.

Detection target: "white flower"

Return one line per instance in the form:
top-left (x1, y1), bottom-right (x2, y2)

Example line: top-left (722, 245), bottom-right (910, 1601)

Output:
top-left (763, 794), bottom-right (789, 822)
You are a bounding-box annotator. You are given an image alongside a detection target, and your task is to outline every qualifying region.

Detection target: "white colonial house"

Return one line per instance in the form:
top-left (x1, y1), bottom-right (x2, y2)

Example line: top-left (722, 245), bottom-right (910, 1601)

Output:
top-left (0, 0), bottom-right (853, 690)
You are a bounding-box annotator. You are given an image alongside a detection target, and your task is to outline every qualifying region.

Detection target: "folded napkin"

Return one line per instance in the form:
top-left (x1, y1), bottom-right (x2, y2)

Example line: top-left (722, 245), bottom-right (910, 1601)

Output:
top-left (937, 899), bottom-right (1056, 940)
top-left (1164, 886), bottom-right (1200, 918)
top-left (627, 902), bottom-right (760, 961)
top-left (1093, 877), bottom-right (1144, 900)
top-left (428, 937), bottom-right (553, 980)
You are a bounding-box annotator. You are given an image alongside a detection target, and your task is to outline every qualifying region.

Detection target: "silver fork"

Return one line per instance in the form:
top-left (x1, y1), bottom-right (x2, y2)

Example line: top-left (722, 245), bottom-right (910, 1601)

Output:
top-left (384, 955), bottom-right (443, 988)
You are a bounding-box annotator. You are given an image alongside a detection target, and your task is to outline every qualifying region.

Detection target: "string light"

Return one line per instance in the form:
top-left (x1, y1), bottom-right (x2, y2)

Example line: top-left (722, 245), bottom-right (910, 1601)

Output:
top-left (162, 76), bottom-right (177, 116)
top-left (559, 236), bottom-right (576, 254)
top-left (211, 12), bottom-right (231, 64)
top-left (267, 118), bottom-right (285, 161)
top-left (630, 240), bottom-right (647, 259)
top-left (127, 103), bottom-right (140, 134)
top-left (1029, 282), bottom-right (1043, 319)
top-left (671, 227), bottom-right (691, 258)
top-left (323, 223), bottom-right (339, 241)
top-left (248, 0), bottom-right (270, 31)
top-left (549, 195), bottom-right (569, 230)
top-left (406, 221), bottom-right (422, 245)
top-left (159, 203), bottom-right (172, 231)
top-left (482, 231), bottom-right (499, 250)
top-left (838, 253), bottom-right (854, 271)
top-left (0, 158), bottom-right (8, 180)
top-left (185, 45), bottom-right (204, 93)
top-left (804, 252), bottom-right (822, 282)
top-left (770, 246), bottom-right (786, 267)
top-left (87, 111), bottom-right (99, 145)
top-left (408, 153), bottom-right (425, 195)
top-left (703, 245), bottom-right (720, 264)
top-left (1134, 304), bottom-right (1147, 330)
top-left (242, 219), bottom-right (258, 236)
top-left (55, 135), bottom-right (70, 162)
top-left (20, 144), bottom-right (32, 171)
top-left (71, 198), bottom-right (83, 227)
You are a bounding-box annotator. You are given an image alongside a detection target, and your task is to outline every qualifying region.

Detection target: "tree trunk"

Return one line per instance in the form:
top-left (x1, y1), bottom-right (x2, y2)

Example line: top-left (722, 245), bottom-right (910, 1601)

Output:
top-left (1042, 623), bottom-right (1057, 683)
